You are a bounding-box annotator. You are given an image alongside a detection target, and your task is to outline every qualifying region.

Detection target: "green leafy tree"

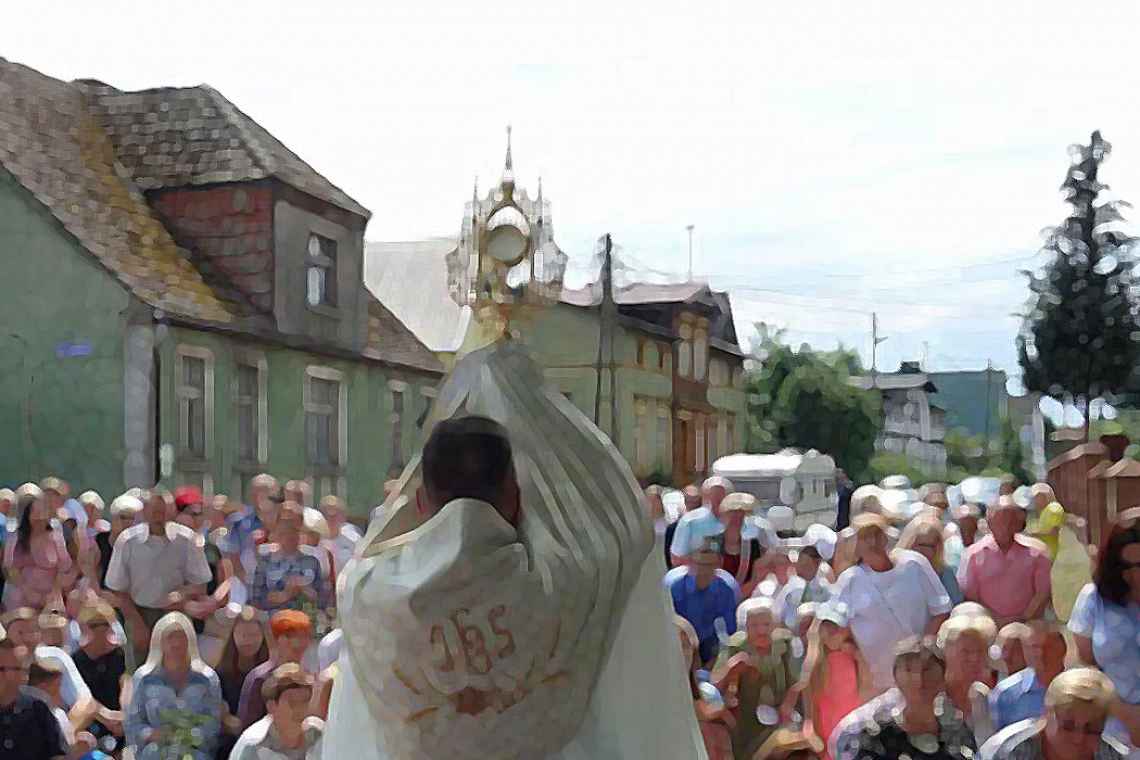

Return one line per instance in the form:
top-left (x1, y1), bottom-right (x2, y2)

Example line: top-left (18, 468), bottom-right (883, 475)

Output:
top-left (745, 324), bottom-right (881, 481)
top-left (1018, 131), bottom-right (1140, 438)
top-left (943, 418), bottom-right (1032, 484)
top-left (997, 415), bottom-right (1033, 485)
top-left (867, 452), bottom-right (936, 486)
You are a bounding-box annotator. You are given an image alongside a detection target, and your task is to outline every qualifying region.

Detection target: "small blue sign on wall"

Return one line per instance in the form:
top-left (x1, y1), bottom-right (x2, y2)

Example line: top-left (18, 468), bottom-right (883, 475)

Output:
top-left (55, 340), bottom-right (92, 359)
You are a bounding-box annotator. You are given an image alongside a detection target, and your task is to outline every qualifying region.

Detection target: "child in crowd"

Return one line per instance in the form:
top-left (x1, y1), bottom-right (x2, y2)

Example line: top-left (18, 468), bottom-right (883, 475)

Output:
top-left (784, 603), bottom-right (872, 760)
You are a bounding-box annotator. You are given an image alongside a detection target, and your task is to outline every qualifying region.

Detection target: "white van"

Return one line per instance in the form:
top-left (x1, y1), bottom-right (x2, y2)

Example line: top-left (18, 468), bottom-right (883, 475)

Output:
top-left (712, 448), bottom-right (838, 530)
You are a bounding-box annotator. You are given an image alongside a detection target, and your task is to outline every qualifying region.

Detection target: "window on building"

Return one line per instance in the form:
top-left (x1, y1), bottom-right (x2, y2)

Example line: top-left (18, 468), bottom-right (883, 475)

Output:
top-left (390, 387), bottom-right (405, 469)
top-left (634, 398), bottom-right (650, 474)
top-left (658, 343), bottom-right (668, 372)
top-left (695, 413), bottom-right (706, 472)
top-left (642, 341), bottom-right (658, 371)
top-left (707, 415), bottom-right (717, 466)
top-left (707, 358), bottom-right (725, 386)
top-left (235, 359), bottom-right (266, 464)
top-left (306, 233), bottom-right (337, 308)
top-left (636, 340), bottom-right (645, 367)
top-left (694, 328), bottom-right (708, 382)
top-left (305, 370), bottom-right (343, 468)
top-left (176, 347), bottom-right (213, 460)
top-left (657, 404), bottom-right (671, 472)
top-left (678, 324), bottom-right (693, 378)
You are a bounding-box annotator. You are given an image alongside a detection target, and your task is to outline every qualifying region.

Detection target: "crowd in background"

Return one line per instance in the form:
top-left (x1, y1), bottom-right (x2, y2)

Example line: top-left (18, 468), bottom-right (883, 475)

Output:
top-left (656, 474), bottom-right (1140, 760)
top-left (0, 474), bottom-right (363, 759)
top-left (3, 462), bottom-right (1140, 760)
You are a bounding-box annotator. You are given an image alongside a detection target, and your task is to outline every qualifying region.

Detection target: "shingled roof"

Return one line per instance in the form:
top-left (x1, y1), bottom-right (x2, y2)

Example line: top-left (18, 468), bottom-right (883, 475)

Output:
top-left (1, 59), bottom-right (440, 375)
top-left (363, 293), bottom-right (445, 374)
top-left (85, 84), bottom-right (370, 220)
top-left (0, 58), bottom-right (236, 324)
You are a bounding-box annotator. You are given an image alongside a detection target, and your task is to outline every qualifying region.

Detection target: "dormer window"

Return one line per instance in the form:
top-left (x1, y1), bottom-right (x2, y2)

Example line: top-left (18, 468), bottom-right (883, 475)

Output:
top-left (306, 233), bottom-right (337, 307)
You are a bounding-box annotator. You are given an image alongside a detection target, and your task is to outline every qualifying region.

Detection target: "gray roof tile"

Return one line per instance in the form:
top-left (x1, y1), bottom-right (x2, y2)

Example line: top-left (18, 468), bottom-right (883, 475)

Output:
top-left (0, 58), bottom-right (236, 324)
top-left (88, 84), bottom-right (370, 219)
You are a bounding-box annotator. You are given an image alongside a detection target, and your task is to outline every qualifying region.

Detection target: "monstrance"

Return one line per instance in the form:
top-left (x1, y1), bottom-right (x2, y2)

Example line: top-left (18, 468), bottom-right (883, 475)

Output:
top-left (445, 126), bottom-right (568, 354)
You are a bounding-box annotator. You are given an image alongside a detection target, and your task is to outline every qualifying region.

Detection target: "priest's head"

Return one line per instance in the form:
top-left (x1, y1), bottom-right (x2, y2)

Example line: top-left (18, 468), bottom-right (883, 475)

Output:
top-left (418, 415), bottom-right (521, 528)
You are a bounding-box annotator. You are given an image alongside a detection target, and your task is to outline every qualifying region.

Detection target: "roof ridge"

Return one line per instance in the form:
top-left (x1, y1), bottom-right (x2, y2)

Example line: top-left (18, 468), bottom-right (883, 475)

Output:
top-left (200, 85), bottom-right (275, 178)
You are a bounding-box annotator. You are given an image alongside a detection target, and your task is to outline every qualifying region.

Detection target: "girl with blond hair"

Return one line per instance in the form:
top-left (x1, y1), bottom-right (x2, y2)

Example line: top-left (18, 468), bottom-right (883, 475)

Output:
top-left (125, 612), bottom-right (224, 759)
top-left (782, 603), bottom-right (873, 760)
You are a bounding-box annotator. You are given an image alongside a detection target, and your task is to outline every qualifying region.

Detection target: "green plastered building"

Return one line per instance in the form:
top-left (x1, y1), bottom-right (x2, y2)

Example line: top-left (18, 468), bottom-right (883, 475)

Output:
top-left (0, 59), bottom-right (442, 516)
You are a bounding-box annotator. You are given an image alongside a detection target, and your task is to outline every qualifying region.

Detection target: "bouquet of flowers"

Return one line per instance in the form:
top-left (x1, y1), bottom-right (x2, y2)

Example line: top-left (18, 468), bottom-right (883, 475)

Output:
top-left (156, 708), bottom-right (213, 759)
top-left (298, 596), bottom-right (333, 638)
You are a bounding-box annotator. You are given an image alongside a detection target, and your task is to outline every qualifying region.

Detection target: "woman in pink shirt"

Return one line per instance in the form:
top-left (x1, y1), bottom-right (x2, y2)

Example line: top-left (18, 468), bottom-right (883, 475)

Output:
top-left (783, 603), bottom-right (873, 760)
top-left (3, 486), bottom-right (74, 609)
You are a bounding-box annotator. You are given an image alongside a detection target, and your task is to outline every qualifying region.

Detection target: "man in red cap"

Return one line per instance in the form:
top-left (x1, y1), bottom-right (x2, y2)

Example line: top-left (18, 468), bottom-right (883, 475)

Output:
top-left (172, 486), bottom-right (228, 626)
top-left (173, 486), bottom-right (206, 535)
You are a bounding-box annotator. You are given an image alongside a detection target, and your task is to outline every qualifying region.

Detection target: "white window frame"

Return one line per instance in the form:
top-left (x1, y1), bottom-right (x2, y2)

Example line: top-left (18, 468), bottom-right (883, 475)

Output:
top-left (633, 398), bottom-right (649, 475)
top-left (656, 403), bottom-right (671, 472)
top-left (693, 327), bottom-right (709, 382)
top-left (305, 232), bottom-right (338, 308)
top-left (695, 413), bottom-right (706, 472)
top-left (417, 385), bottom-right (437, 429)
top-left (678, 324), bottom-right (693, 378)
top-left (389, 379), bottom-right (408, 470)
top-left (234, 353), bottom-right (269, 465)
top-left (304, 366), bottom-right (347, 470)
top-left (707, 414), bottom-right (717, 466)
top-left (175, 345), bottom-right (214, 461)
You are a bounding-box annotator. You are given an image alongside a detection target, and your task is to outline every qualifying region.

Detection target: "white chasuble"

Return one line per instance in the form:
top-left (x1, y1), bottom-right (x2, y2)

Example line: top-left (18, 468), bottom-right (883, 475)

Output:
top-left (325, 341), bottom-right (706, 759)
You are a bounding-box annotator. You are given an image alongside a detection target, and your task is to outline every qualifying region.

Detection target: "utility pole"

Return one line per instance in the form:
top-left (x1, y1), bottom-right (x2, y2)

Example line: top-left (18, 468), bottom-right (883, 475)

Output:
top-left (594, 234), bottom-right (617, 448)
top-left (871, 312), bottom-right (888, 384)
top-left (686, 224), bottom-right (695, 282)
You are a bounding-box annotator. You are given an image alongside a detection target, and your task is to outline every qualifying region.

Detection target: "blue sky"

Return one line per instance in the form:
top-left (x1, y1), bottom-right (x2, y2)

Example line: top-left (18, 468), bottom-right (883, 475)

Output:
top-left (6, 0), bottom-right (1140, 388)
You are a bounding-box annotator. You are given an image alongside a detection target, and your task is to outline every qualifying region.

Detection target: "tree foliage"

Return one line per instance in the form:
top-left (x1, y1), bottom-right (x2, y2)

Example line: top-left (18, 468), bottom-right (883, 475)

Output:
top-left (745, 323), bottom-right (881, 481)
top-left (1018, 131), bottom-right (1140, 432)
top-left (941, 417), bottom-right (1032, 485)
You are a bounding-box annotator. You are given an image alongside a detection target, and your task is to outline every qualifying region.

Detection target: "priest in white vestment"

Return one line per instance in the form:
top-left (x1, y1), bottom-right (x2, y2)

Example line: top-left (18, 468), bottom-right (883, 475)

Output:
top-left (323, 341), bottom-right (707, 759)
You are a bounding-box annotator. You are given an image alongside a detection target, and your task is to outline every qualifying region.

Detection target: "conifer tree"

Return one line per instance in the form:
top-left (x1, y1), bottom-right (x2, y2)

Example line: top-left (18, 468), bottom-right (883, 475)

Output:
top-left (1018, 131), bottom-right (1140, 436)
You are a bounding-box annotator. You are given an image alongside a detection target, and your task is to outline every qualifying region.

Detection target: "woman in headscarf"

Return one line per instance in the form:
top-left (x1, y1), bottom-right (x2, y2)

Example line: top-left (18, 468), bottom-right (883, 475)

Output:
top-left (125, 611), bottom-right (224, 759)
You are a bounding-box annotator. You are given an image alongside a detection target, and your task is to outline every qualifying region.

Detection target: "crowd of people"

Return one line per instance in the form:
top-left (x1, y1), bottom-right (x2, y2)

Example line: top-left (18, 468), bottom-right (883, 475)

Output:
top-left (3, 460), bottom-right (1140, 760)
top-left (0, 474), bottom-right (362, 759)
top-left (656, 475), bottom-right (1140, 760)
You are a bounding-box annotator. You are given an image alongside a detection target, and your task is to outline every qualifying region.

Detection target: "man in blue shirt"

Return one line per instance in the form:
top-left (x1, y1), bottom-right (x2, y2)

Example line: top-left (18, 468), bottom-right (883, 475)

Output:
top-left (665, 535), bottom-right (741, 666)
top-left (669, 476), bottom-right (733, 568)
top-left (988, 621), bottom-right (1067, 732)
top-left (219, 473), bottom-right (280, 582)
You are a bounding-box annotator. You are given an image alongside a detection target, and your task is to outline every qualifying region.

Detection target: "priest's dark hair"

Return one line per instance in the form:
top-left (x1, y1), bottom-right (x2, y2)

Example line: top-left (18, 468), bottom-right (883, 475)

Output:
top-left (421, 415), bottom-right (516, 512)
